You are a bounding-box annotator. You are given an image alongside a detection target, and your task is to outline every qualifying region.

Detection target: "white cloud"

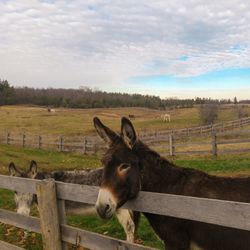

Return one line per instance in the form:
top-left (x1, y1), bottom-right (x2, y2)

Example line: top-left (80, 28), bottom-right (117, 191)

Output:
top-left (0, 0), bottom-right (250, 93)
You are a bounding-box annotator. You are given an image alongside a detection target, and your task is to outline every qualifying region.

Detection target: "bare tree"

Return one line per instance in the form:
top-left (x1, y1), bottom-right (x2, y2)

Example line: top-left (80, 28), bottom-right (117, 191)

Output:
top-left (199, 104), bottom-right (219, 125)
top-left (237, 105), bottom-right (249, 118)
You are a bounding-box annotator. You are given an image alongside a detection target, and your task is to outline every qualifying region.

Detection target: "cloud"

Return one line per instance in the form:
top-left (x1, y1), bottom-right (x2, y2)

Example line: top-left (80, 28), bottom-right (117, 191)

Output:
top-left (0, 0), bottom-right (250, 94)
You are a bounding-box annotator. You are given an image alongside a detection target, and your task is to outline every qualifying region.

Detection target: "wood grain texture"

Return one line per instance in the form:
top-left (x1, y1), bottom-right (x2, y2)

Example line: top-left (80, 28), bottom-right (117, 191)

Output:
top-left (61, 224), bottom-right (155, 250)
top-left (0, 240), bottom-right (24, 250)
top-left (58, 199), bottom-right (69, 250)
top-left (36, 179), bottom-right (62, 250)
top-left (0, 209), bottom-right (40, 233)
top-left (123, 192), bottom-right (250, 231)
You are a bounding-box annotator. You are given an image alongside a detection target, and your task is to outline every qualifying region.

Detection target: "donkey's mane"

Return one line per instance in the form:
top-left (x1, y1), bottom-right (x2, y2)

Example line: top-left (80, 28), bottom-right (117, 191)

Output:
top-left (135, 139), bottom-right (250, 180)
top-left (34, 168), bottom-right (103, 186)
top-left (133, 139), bottom-right (250, 198)
top-left (51, 168), bottom-right (103, 186)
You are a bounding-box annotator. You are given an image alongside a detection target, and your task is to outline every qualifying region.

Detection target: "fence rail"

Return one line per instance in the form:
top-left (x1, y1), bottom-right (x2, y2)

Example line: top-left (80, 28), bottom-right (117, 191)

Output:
top-left (168, 129), bottom-right (250, 156)
top-left (140, 117), bottom-right (250, 140)
top-left (0, 175), bottom-right (250, 249)
top-left (0, 240), bottom-right (24, 250)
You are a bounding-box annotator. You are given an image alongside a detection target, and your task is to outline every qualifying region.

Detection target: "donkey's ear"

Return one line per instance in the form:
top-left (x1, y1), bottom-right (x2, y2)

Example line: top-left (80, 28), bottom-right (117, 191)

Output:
top-left (93, 117), bottom-right (120, 145)
top-left (121, 117), bottom-right (137, 149)
top-left (9, 162), bottom-right (18, 176)
top-left (28, 160), bottom-right (37, 178)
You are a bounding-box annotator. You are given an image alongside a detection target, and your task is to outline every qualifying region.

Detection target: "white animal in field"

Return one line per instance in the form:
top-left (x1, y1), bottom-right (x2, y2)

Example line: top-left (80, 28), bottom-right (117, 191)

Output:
top-left (161, 113), bottom-right (171, 122)
top-left (48, 108), bottom-right (56, 113)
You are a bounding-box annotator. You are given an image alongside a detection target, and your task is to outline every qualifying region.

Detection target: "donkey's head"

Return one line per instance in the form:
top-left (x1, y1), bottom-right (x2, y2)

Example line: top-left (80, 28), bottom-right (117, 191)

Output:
top-left (94, 117), bottom-right (141, 219)
top-left (9, 160), bottom-right (38, 216)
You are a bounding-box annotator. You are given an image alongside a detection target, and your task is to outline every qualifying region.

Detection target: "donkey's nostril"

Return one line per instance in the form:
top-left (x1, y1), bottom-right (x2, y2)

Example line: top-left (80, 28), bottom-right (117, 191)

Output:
top-left (96, 203), bottom-right (112, 219)
top-left (105, 204), bottom-right (110, 212)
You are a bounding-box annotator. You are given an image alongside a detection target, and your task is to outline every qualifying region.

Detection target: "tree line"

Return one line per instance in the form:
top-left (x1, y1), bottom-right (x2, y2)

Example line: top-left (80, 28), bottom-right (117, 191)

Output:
top-left (0, 79), bottom-right (244, 109)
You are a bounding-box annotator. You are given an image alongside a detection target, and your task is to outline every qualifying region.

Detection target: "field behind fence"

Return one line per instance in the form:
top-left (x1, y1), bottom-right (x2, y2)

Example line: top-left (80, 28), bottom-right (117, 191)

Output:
top-left (0, 175), bottom-right (250, 250)
top-left (0, 117), bottom-right (250, 156)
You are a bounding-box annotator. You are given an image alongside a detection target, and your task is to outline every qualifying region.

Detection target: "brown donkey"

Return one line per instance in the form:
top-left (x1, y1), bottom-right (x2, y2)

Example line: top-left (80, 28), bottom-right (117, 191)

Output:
top-left (94, 117), bottom-right (250, 250)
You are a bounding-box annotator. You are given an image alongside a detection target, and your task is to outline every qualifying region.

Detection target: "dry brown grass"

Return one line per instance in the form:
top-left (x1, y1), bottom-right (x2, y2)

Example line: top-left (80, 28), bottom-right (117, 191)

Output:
top-left (0, 105), bottom-right (249, 137)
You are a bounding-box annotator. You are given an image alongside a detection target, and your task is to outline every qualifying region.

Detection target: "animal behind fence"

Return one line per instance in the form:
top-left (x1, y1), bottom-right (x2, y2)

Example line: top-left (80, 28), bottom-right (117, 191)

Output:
top-left (94, 116), bottom-right (250, 250)
top-left (8, 161), bottom-right (140, 243)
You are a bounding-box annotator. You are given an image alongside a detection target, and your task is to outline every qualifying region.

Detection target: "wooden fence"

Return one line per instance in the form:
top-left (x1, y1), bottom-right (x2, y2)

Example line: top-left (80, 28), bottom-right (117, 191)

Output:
top-left (167, 129), bottom-right (250, 156)
top-left (0, 175), bottom-right (250, 249)
top-left (0, 117), bottom-right (250, 155)
top-left (140, 116), bottom-right (250, 142)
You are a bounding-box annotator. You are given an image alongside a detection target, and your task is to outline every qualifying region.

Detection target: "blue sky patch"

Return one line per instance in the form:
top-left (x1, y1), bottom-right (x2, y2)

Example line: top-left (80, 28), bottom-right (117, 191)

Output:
top-left (179, 55), bottom-right (189, 61)
top-left (129, 68), bottom-right (250, 90)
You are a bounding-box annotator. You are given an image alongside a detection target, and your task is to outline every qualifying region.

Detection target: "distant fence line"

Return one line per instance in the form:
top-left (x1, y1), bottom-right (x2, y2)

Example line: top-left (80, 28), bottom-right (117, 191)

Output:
top-left (0, 117), bottom-right (250, 156)
top-left (140, 117), bottom-right (250, 141)
top-left (168, 129), bottom-right (250, 156)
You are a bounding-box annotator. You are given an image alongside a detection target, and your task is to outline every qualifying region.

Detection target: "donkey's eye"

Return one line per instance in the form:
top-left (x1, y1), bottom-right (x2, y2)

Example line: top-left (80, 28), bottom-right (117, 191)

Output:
top-left (118, 164), bottom-right (131, 172)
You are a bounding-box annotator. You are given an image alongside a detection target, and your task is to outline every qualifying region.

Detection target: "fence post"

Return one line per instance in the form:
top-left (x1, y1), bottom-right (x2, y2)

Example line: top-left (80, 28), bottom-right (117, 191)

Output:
top-left (38, 135), bottom-right (42, 149)
top-left (22, 134), bottom-right (26, 147)
top-left (83, 137), bottom-right (87, 154)
top-left (58, 200), bottom-right (68, 250)
top-left (212, 131), bottom-right (217, 156)
top-left (169, 132), bottom-right (175, 156)
top-left (94, 144), bottom-right (97, 154)
top-left (36, 179), bottom-right (63, 250)
top-left (59, 136), bottom-right (64, 152)
top-left (6, 132), bottom-right (10, 145)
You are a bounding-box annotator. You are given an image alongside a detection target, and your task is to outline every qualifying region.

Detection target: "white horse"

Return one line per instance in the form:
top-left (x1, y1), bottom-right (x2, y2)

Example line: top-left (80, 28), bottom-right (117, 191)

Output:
top-left (161, 113), bottom-right (171, 122)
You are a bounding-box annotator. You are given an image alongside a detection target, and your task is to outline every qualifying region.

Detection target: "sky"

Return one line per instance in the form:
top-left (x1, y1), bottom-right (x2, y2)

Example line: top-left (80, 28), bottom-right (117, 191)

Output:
top-left (1, 0), bottom-right (250, 99)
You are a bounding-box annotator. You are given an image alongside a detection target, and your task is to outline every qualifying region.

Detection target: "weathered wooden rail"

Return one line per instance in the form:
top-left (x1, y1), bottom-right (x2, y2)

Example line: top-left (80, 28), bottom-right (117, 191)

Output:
top-left (168, 129), bottom-right (250, 156)
top-left (0, 174), bottom-right (250, 249)
top-left (141, 117), bottom-right (250, 140)
top-left (0, 117), bottom-right (249, 155)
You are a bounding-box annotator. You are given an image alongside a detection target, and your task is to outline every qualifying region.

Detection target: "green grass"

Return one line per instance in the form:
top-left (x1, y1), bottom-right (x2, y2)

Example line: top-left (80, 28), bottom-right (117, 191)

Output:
top-left (0, 189), bottom-right (15, 210)
top-left (0, 144), bottom-right (101, 174)
top-left (174, 153), bottom-right (250, 175)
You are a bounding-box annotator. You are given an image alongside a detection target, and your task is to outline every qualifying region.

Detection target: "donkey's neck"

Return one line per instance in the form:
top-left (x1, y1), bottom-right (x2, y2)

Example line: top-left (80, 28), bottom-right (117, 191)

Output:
top-left (134, 141), bottom-right (185, 194)
top-left (52, 168), bottom-right (103, 186)
top-left (36, 168), bottom-right (103, 186)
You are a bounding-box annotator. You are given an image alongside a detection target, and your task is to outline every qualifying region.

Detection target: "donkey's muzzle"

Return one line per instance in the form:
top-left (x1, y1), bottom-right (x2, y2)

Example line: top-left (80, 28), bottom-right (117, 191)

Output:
top-left (96, 203), bottom-right (113, 219)
top-left (95, 188), bottom-right (117, 219)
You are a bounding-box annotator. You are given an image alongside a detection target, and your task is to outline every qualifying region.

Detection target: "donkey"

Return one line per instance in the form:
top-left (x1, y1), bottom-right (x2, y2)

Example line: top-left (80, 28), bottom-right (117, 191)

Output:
top-left (8, 161), bottom-right (139, 242)
top-left (94, 117), bottom-right (250, 250)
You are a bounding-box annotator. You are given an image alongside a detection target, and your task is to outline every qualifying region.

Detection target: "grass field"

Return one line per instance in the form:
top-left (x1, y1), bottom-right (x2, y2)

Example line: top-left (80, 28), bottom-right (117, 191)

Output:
top-left (0, 105), bottom-right (249, 136)
top-left (0, 104), bottom-right (250, 249)
top-left (1, 144), bottom-right (250, 176)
